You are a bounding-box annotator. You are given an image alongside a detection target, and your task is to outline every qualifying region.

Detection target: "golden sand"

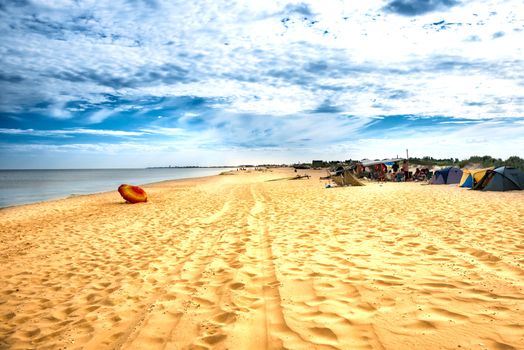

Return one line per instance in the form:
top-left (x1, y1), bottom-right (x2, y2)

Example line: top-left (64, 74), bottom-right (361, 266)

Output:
top-left (1, 168), bottom-right (523, 350)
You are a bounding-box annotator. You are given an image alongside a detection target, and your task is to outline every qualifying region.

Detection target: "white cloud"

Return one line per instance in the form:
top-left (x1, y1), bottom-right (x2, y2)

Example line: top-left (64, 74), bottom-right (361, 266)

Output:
top-left (0, 128), bottom-right (144, 137)
top-left (139, 127), bottom-right (188, 136)
top-left (87, 109), bottom-right (114, 124)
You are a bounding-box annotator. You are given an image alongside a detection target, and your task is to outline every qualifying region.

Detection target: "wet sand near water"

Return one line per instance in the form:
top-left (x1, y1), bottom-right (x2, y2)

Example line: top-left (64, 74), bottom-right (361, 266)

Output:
top-left (1, 168), bottom-right (523, 349)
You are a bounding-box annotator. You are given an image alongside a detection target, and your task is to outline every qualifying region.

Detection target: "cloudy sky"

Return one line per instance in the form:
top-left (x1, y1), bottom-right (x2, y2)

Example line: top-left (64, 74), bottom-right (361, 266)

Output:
top-left (1, 0), bottom-right (523, 168)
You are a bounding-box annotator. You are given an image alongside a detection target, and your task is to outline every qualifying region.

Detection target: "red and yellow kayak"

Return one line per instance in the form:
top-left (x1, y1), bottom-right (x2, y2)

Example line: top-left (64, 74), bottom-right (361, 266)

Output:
top-left (118, 184), bottom-right (148, 203)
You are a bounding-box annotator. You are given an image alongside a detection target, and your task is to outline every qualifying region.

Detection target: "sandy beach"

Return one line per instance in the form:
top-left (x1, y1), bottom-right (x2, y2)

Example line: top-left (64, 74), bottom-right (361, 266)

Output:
top-left (1, 168), bottom-right (523, 350)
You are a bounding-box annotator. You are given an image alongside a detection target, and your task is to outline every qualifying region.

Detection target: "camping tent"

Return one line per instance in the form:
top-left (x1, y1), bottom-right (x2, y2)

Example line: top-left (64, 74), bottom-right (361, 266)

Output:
top-left (430, 167), bottom-right (463, 185)
top-left (459, 168), bottom-right (492, 188)
top-left (330, 167), bottom-right (365, 187)
top-left (473, 166), bottom-right (524, 191)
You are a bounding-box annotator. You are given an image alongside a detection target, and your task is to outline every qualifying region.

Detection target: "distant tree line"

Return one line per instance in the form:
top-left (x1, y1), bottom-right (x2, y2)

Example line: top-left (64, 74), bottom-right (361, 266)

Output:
top-left (408, 156), bottom-right (459, 166)
top-left (293, 160), bottom-right (347, 169)
top-left (408, 155), bottom-right (524, 171)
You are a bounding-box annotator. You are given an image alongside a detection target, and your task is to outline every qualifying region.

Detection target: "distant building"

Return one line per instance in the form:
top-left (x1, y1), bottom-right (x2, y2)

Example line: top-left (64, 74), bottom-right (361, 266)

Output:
top-left (312, 160), bottom-right (323, 168)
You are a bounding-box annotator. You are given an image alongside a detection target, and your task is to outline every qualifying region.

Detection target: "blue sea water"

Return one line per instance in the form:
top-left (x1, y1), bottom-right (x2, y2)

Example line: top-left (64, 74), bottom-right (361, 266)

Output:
top-left (0, 168), bottom-right (231, 208)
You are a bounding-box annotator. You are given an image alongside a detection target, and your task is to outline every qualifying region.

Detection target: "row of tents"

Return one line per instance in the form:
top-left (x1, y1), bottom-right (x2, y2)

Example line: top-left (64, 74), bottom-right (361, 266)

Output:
top-left (429, 166), bottom-right (524, 191)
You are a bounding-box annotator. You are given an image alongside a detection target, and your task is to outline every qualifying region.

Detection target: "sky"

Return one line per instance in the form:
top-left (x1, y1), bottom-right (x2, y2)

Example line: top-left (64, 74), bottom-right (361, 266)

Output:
top-left (1, 0), bottom-right (524, 168)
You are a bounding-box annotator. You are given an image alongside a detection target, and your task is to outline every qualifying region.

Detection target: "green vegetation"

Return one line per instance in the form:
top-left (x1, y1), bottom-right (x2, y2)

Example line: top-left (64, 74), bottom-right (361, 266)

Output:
top-left (296, 160), bottom-right (352, 169)
top-left (409, 155), bottom-right (524, 171)
top-left (408, 156), bottom-right (459, 167)
top-left (504, 156), bottom-right (524, 170)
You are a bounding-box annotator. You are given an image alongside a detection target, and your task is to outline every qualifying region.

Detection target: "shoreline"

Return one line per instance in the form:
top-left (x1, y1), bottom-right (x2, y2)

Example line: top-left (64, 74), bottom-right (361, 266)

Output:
top-left (0, 168), bottom-right (233, 210)
top-left (1, 168), bottom-right (523, 349)
top-left (0, 173), bottom-right (226, 211)
top-left (0, 166), bottom-right (238, 170)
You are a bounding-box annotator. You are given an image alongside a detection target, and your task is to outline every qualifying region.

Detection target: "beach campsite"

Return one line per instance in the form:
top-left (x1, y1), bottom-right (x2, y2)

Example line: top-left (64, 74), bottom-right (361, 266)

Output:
top-left (1, 0), bottom-right (524, 349)
top-left (1, 159), bottom-right (524, 350)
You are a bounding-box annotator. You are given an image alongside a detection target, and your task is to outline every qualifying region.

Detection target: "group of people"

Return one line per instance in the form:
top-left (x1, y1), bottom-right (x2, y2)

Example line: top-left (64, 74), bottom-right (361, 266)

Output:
top-left (355, 160), bottom-right (430, 182)
top-left (389, 161), bottom-right (430, 182)
top-left (413, 167), bottom-right (430, 181)
top-left (390, 160), bottom-right (410, 181)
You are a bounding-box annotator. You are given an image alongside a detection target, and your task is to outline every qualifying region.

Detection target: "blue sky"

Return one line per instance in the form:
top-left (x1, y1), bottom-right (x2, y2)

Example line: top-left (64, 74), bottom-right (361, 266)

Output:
top-left (1, 0), bottom-right (523, 168)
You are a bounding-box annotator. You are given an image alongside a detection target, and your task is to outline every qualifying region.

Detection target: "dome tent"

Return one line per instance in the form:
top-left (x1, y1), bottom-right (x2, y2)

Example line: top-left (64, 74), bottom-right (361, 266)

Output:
top-left (473, 166), bottom-right (524, 191)
top-left (459, 168), bottom-right (492, 188)
top-left (430, 167), bottom-right (463, 185)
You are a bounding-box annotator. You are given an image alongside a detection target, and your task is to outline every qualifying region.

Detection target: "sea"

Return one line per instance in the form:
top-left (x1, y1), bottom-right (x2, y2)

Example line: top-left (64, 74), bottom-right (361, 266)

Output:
top-left (0, 168), bottom-right (232, 208)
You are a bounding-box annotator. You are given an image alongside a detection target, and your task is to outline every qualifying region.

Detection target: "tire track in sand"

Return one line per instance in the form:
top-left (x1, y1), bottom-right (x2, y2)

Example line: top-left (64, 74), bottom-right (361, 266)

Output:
top-left (227, 184), bottom-right (315, 349)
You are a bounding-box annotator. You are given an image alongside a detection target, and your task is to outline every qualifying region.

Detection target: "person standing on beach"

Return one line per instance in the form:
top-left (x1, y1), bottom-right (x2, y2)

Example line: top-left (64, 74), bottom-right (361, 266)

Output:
top-left (401, 159), bottom-right (409, 181)
top-left (392, 161), bottom-right (399, 173)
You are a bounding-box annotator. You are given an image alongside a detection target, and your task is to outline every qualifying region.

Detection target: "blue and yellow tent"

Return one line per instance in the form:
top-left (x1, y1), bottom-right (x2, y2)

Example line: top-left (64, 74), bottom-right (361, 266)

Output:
top-left (459, 168), bottom-right (492, 188)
